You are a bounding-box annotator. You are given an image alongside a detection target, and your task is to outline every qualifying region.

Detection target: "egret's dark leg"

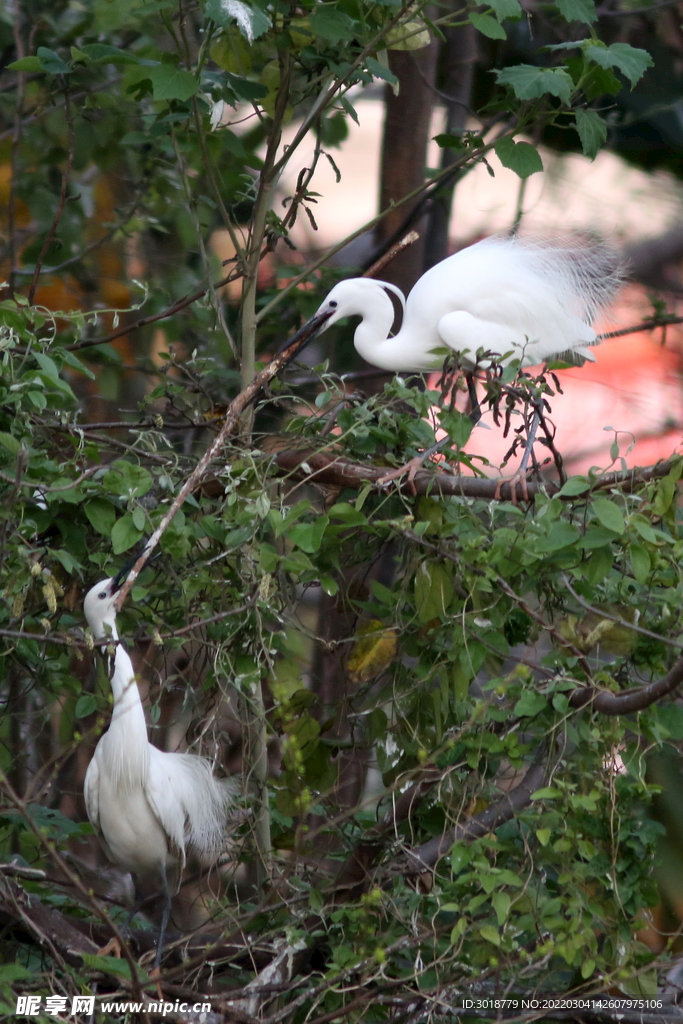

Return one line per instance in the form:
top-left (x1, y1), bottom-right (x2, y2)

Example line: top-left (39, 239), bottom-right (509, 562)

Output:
top-left (494, 402), bottom-right (541, 504)
top-left (155, 863), bottom-right (172, 969)
top-left (518, 407), bottom-right (540, 475)
top-left (466, 372), bottom-right (482, 425)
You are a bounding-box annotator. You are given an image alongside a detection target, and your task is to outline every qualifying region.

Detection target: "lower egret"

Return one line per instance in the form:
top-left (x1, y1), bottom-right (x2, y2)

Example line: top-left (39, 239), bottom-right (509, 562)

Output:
top-left (300, 235), bottom-right (624, 491)
top-left (83, 576), bottom-right (235, 967)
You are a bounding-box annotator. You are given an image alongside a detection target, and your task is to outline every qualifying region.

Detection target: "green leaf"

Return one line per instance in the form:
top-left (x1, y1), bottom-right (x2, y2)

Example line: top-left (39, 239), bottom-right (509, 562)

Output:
top-left (147, 64), bottom-right (199, 101)
top-left (78, 43), bottom-right (140, 65)
top-left (111, 514), bottom-right (144, 555)
top-left (494, 136), bottom-right (543, 178)
top-left (85, 498), bottom-right (117, 536)
top-left (365, 56), bottom-right (399, 86)
top-left (585, 42), bottom-right (653, 87)
top-left (591, 496), bottom-right (625, 535)
top-left (469, 12), bottom-right (507, 39)
top-left (34, 351), bottom-right (63, 384)
top-left (27, 390), bottom-right (47, 410)
top-left (438, 409), bottom-right (473, 446)
top-left (103, 460), bottom-right (153, 498)
top-left (339, 94), bottom-right (359, 125)
top-left (492, 891), bottom-right (511, 926)
top-left (75, 694), bottom-right (98, 719)
top-left (225, 72), bottom-right (269, 100)
top-left (574, 109), bottom-right (607, 159)
top-left (60, 348), bottom-right (96, 379)
top-left (555, 0), bottom-right (596, 23)
top-left (0, 432), bottom-right (20, 455)
top-left (629, 543), bottom-right (650, 584)
top-left (487, 0), bottom-right (523, 19)
top-left (415, 562), bottom-right (454, 623)
top-left (451, 844), bottom-right (472, 873)
top-left (50, 548), bottom-right (80, 573)
top-left (479, 924), bottom-right (501, 946)
top-left (310, 8), bottom-right (354, 43)
top-left (531, 786), bottom-right (562, 800)
top-left (36, 46), bottom-right (72, 74)
top-left (288, 516), bottom-right (329, 553)
top-left (132, 506), bottom-right (146, 532)
top-left (206, 0), bottom-right (271, 40)
top-left (433, 133), bottom-right (467, 151)
top-left (536, 828), bottom-right (551, 846)
top-left (557, 475), bottom-right (589, 496)
top-left (495, 65), bottom-right (574, 104)
top-left (513, 690), bottom-right (547, 718)
top-left (8, 56), bottom-right (44, 72)
top-left (536, 521), bottom-right (580, 552)
top-left (653, 704), bottom-right (683, 740)
top-left (0, 964), bottom-right (32, 982)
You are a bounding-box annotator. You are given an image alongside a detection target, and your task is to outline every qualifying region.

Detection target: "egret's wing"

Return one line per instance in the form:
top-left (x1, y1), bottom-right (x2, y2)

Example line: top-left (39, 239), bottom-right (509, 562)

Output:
top-left (437, 311), bottom-right (529, 363)
top-left (83, 755), bottom-right (100, 833)
top-left (156, 750), bottom-right (234, 862)
top-left (146, 747), bottom-right (188, 874)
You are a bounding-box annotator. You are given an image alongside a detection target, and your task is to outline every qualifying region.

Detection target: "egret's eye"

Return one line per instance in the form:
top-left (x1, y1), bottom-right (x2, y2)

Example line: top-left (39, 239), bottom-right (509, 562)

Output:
top-left (98, 591), bottom-right (107, 599)
top-left (329, 300), bottom-right (338, 309)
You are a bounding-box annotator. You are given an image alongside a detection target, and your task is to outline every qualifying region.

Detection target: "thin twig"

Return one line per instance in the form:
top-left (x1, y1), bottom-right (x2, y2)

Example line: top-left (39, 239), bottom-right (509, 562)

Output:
top-left (65, 269), bottom-right (241, 352)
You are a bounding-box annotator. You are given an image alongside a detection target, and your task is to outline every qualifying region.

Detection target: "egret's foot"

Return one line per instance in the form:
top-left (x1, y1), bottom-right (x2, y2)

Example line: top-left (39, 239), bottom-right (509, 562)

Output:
top-left (378, 455), bottom-right (445, 494)
top-left (377, 457), bottom-right (423, 494)
top-left (149, 966), bottom-right (164, 1000)
top-left (494, 468), bottom-right (531, 506)
top-left (97, 936), bottom-right (123, 958)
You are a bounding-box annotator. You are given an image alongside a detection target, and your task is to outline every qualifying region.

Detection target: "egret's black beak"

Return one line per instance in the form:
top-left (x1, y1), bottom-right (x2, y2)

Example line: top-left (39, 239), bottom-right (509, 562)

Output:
top-left (278, 309), bottom-right (333, 367)
top-left (112, 561), bottom-right (133, 591)
top-left (112, 539), bottom-right (158, 591)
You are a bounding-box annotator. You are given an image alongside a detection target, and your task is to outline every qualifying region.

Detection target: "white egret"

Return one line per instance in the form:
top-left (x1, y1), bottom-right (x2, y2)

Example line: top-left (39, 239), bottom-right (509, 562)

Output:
top-left (300, 235), bottom-right (624, 492)
top-left (311, 235), bottom-right (622, 371)
top-left (83, 576), bottom-right (235, 967)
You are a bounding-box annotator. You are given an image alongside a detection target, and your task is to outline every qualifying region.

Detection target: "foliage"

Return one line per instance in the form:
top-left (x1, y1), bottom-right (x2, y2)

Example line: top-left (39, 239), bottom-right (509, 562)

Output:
top-left (0, 0), bottom-right (676, 1021)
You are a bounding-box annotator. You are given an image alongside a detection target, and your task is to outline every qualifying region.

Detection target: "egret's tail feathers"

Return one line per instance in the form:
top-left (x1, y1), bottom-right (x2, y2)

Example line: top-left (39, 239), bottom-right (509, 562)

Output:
top-left (555, 344), bottom-right (598, 365)
top-left (174, 753), bottom-right (239, 861)
top-left (509, 234), bottom-right (626, 325)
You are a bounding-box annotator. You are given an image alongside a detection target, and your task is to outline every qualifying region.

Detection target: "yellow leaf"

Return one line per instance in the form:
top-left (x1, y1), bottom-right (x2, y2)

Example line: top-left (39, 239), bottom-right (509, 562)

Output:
top-left (347, 620), bottom-right (397, 683)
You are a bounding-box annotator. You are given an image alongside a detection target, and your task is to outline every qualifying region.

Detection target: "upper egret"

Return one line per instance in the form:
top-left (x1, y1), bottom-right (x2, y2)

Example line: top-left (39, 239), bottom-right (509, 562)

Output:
top-left (83, 576), bottom-right (235, 966)
top-left (302, 235), bottom-right (624, 492)
top-left (309, 235), bottom-right (623, 371)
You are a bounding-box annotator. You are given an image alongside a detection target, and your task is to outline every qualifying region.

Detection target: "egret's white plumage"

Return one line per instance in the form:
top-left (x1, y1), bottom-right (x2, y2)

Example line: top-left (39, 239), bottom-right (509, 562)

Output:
top-left (313, 236), bottom-right (623, 371)
top-left (83, 578), bottom-right (234, 964)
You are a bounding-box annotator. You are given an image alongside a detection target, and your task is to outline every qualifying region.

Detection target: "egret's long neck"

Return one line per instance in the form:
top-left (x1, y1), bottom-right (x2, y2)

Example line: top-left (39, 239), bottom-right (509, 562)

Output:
top-left (104, 644), bottom-right (150, 788)
top-left (351, 288), bottom-right (400, 369)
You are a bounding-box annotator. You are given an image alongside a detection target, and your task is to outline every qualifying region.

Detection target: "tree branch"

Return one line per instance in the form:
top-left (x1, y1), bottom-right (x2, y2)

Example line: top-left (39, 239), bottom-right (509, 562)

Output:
top-left (273, 448), bottom-right (679, 499)
top-left (397, 759), bottom-right (548, 874)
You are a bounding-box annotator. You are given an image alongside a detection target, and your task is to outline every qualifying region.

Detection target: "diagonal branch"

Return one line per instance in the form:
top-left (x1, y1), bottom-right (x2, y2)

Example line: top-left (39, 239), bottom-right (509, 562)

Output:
top-left (112, 312), bottom-right (333, 611)
top-left (569, 652), bottom-right (683, 714)
top-left (397, 758), bottom-right (548, 874)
